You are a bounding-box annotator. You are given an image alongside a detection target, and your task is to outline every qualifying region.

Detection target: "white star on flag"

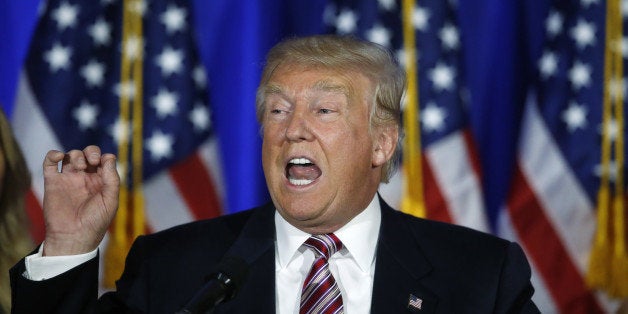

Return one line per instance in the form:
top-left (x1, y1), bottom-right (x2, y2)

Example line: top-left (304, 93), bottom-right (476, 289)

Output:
top-left (539, 51), bottom-right (558, 79)
top-left (89, 18), bottom-right (112, 46)
top-left (193, 65), bottom-right (207, 88)
top-left (421, 102), bottom-right (447, 132)
top-left (336, 9), bottom-right (358, 34)
top-left (570, 19), bottom-right (596, 49)
top-left (152, 88), bottom-right (179, 118)
top-left (161, 5), bottom-right (187, 33)
top-left (568, 61), bottom-right (592, 90)
top-left (44, 43), bottom-right (72, 72)
top-left (81, 60), bottom-right (106, 87)
top-left (52, 2), bottom-right (79, 30)
top-left (546, 11), bottom-right (564, 37)
top-left (109, 118), bottom-right (131, 145)
top-left (146, 130), bottom-right (175, 161)
top-left (429, 63), bottom-right (455, 91)
top-left (73, 101), bottom-right (99, 130)
top-left (155, 46), bottom-right (184, 76)
top-left (562, 102), bottom-right (588, 132)
top-left (413, 6), bottom-right (430, 31)
top-left (439, 24), bottom-right (459, 50)
top-left (189, 104), bottom-right (211, 132)
top-left (366, 24), bottom-right (392, 47)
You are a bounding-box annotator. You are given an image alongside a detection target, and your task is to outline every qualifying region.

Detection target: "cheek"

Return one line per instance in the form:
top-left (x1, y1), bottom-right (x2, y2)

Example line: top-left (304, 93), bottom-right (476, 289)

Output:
top-left (263, 119), bottom-right (291, 142)
top-left (261, 127), bottom-right (286, 177)
top-left (325, 131), bottom-right (373, 170)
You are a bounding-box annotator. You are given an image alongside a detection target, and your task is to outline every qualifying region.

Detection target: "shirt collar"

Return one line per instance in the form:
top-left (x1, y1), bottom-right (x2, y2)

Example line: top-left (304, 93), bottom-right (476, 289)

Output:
top-left (274, 194), bottom-right (381, 273)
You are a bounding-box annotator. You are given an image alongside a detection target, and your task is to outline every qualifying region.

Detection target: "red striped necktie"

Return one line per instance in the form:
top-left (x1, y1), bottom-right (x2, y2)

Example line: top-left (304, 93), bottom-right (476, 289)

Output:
top-left (299, 233), bottom-right (344, 314)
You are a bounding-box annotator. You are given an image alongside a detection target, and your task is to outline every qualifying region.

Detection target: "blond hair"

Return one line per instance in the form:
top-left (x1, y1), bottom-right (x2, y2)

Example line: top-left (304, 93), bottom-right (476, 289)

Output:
top-left (256, 35), bottom-right (405, 182)
top-left (0, 108), bottom-right (32, 313)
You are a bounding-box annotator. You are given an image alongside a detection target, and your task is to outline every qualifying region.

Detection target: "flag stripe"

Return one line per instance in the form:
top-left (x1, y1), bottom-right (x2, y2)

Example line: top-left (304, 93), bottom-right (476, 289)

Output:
top-left (507, 165), bottom-right (601, 313)
top-left (461, 129), bottom-right (482, 177)
top-left (25, 189), bottom-right (45, 242)
top-left (13, 74), bottom-right (62, 201)
top-left (169, 151), bottom-right (222, 220)
top-left (144, 170), bottom-right (196, 232)
top-left (518, 101), bottom-right (596, 274)
top-left (422, 155), bottom-right (454, 224)
top-left (198, 139), bottom-right (225, 203)
top-left (426, 130), bottom-right (488, 231)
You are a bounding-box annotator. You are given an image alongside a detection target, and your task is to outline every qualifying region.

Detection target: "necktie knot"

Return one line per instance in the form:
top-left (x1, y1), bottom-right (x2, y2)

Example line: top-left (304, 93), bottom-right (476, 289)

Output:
top-left (304, 233), bottom-right (342, 260)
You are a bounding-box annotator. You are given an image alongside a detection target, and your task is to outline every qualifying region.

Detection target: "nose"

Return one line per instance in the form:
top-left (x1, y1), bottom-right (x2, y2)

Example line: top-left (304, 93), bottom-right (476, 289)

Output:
top-left (285, 111), bottom-right (313, 142)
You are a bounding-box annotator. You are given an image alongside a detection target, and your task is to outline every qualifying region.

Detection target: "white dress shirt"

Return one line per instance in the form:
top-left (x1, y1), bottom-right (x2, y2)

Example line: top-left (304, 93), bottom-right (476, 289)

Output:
top-left (25, 195), bottom-right (382, 314)
top-left (275, 195), bottom-right (381, 314)
top-left (25, 243), bottom-right (97, 280)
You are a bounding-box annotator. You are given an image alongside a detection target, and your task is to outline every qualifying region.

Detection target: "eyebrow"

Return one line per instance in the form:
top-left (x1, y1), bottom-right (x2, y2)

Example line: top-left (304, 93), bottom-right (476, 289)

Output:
top-left (263, 79), bottom-right (350, 99)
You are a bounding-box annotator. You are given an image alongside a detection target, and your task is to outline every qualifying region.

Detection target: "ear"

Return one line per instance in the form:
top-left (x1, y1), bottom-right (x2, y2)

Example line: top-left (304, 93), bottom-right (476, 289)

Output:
top-left (372, 125), bottom-right (398, 167)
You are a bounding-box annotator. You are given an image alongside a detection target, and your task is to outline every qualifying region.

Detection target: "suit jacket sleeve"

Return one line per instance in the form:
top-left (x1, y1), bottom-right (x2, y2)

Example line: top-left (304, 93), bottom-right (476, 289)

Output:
top-left (10, 252), bottom-right (100, 314)
top-left (9, 237), bottom-right (148, 314)
top-left (494, 242), bottom-right (540, 314)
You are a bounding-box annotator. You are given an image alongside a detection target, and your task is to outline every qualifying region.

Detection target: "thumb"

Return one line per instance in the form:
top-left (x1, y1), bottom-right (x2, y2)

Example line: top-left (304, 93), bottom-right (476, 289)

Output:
top-left (43, 150), bottom-right (64, 176)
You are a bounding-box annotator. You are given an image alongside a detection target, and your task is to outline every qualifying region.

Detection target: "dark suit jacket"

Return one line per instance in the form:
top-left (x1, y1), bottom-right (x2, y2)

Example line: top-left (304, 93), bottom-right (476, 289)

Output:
top-left (11, 198), bottom-right (539, 313)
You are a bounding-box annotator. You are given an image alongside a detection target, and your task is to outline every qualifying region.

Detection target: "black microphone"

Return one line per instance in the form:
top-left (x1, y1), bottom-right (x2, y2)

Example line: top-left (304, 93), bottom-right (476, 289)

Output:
top-left (175, 256), bottom-right (249, 314)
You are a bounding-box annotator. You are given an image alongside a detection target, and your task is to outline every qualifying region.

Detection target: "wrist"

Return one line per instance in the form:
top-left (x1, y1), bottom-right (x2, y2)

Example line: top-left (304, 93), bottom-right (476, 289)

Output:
top-left (43, 235), bottom-right (100, 256)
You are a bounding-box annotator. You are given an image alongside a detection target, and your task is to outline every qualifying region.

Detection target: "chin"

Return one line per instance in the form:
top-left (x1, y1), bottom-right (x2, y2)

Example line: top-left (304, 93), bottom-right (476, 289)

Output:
top-left (277, 200), bottom-right (323, 220)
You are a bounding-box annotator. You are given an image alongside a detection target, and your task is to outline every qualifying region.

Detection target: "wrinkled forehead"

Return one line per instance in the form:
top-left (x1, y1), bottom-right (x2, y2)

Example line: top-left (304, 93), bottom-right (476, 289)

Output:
top-left (262, 62), bottom-right (373, 100)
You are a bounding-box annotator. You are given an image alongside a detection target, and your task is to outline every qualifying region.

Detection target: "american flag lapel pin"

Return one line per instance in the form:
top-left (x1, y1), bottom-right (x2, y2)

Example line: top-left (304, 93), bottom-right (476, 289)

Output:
top-left (407, 294), bottom-right (423, 312)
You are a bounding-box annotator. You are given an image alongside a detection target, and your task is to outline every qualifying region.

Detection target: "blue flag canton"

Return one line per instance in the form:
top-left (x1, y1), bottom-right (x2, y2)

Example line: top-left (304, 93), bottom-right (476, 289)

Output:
top-left (323, 0), bottom-right (469, 148)
top-left (25, 0), bottom-right (212, 180)
top-left (532, 0), bottom-right (626, 201)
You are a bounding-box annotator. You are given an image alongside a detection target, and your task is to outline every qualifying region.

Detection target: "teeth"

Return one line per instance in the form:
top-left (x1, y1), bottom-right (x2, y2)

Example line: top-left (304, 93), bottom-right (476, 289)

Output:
top-left (289, 158), bottom-right (313, 165)
top-left (287, 158), bottom-right (315, 186)
top-left (289, 178), bottom-right (314, 186)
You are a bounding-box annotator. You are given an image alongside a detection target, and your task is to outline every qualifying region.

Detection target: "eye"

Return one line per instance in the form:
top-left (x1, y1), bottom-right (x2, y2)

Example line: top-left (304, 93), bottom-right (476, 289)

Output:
top-left (318, 108), bottom-right (333, 114)
top-left (268, 104), bottom-right (289, 115)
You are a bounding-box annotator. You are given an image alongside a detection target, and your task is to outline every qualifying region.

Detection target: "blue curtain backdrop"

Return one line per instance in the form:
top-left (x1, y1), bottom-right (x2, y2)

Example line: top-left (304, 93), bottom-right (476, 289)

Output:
top-left (0, 0), bottom-right (546, 223)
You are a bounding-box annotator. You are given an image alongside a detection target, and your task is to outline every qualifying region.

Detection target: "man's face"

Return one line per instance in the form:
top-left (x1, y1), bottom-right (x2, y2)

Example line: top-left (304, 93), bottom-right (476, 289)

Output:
top-left (261, 64), bottom-right (394, 234)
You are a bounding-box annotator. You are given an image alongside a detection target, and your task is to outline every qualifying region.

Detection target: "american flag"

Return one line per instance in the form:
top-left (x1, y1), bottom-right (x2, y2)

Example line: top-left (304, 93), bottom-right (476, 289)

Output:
top-left (12, 0), bottom-right (222, 284)
top-left (407, 294), bottom-right (423, 311)
top-left (323, 0), bottom-right (624, 313)
top-left (498, 0), bottom-right (624, 312)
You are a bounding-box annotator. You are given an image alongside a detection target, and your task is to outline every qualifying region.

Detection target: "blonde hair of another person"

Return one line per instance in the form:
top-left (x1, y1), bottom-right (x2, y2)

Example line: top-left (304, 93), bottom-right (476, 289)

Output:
top-left (0, 107), bottom-right (32, 314)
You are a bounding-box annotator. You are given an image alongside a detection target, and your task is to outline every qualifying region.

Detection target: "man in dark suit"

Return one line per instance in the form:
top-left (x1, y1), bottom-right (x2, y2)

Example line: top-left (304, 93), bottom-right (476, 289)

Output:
top-left (11, 35), bottom-right (539, 313)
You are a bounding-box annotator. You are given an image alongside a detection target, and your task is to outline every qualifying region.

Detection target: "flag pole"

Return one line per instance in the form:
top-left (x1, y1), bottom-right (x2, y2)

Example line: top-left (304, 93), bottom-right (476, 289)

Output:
top-left (401, 0), bottom-right (426, 218)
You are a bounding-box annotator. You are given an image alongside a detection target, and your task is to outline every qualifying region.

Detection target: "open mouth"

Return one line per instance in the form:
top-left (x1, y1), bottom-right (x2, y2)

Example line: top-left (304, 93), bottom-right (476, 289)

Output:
top-left (285, 157), bottom-right (322, 186)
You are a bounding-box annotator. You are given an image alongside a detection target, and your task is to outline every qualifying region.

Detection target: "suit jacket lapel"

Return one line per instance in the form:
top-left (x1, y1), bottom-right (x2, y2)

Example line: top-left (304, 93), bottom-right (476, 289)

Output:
top-left (216, 204), bottom-right (276, 314)
top-left (370, 198), bottom-right (439, 313)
